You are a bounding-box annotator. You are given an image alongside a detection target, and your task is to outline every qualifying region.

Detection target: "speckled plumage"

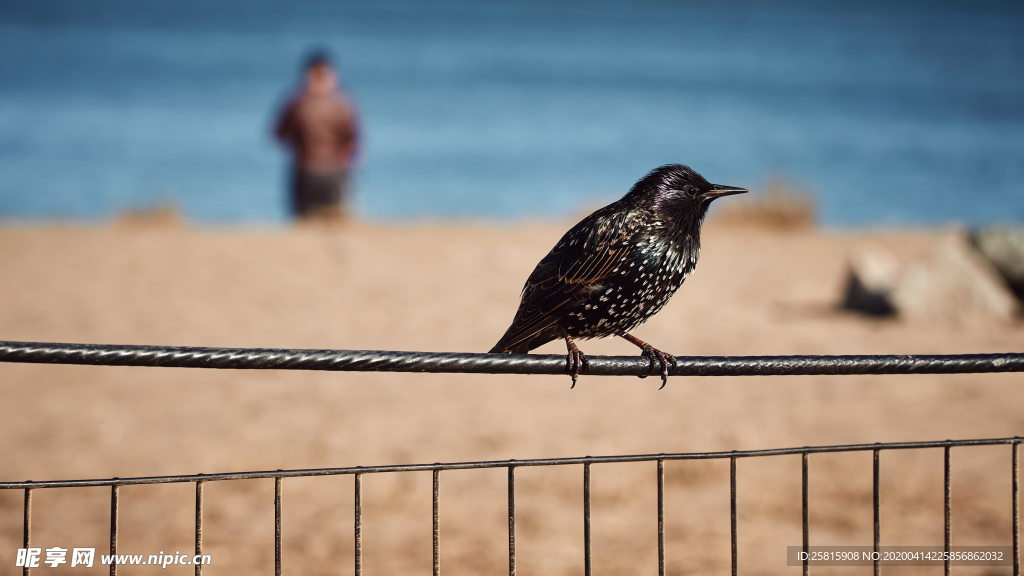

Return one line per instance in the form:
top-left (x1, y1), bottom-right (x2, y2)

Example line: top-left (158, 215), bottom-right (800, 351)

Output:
top-left (489, 164), bottom-right (747, 387)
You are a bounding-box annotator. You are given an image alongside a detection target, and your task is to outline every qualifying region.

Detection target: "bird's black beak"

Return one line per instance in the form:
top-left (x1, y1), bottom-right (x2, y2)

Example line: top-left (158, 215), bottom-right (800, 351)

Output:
top-left (704, 183), bottom-right (748, 200)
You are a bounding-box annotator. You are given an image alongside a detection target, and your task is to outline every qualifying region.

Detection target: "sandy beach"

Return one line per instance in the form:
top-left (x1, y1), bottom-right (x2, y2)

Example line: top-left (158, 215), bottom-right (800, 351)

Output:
top-left (0, 220), bottom-right (1022, 575)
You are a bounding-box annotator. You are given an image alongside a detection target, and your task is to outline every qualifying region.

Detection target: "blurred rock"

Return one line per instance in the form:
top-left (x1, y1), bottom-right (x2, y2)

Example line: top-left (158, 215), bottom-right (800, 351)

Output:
top-left (710, 179), bottom-right (816, 231)
top-left (841, 249), bottom-right (900, 316)
top-left (890, 238), bottom-right (1019, 323)
top-left (971, 227), bottom-right (1024, 301)
top-left (115, 204), bottom-right (181, 229)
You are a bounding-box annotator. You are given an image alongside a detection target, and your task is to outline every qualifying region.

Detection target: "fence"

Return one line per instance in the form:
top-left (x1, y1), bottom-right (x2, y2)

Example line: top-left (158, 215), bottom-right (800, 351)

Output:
top-left (1, 340), bottom-right (1023, 576)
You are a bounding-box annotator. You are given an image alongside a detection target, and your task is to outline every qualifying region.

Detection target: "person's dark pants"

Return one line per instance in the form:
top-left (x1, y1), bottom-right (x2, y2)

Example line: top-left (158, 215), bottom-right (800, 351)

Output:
top-left (292, 168), bottom-right (348, 219)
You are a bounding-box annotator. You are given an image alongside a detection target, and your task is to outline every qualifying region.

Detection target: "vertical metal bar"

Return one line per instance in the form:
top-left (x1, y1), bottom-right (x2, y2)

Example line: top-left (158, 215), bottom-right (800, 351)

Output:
top-left (1014, 441), bottom-right (1019, 576)
top-left (23, 486), bottom-right (31, 576)
top-left (195, 480), bottom-right (204, 576)
top-left (944, 446), bottom-right (951, 576)
top-left (731, 456), bottom-right (737, 576)
top-left (109, 484), bottom-right (119, 576)
top-left (433, 470), bottom-right (440, 576)
top-left (584, 462), bottom-right (592, 576)
top-left (355, 473), bottom-right (362, 576)
top-left (275, 477), bottom-right (282, 576)
top-left (508, 466), bottom-right (516, 576)
top-left (657, 460), bottom-right (665, 576)
top-left (873, 449), bottom-right (880, 576)
top-left (802, 453), bottom-right (809, 576)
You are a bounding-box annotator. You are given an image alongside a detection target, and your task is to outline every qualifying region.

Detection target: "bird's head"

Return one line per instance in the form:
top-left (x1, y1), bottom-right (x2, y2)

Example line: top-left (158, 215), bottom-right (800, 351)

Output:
top-left (628, 164), bottom-right (747, 220)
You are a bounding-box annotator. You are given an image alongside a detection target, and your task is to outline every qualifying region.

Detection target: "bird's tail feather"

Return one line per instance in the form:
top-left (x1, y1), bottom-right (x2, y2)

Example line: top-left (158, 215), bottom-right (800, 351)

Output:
top-left (489, 327), bottom-right (557, 354)
top-left (488, 340), bottom-right (531, 354)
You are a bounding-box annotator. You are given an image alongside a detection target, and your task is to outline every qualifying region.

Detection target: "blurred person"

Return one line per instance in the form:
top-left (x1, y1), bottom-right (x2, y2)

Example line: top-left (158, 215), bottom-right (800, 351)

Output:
top-left (274, 50), bottom-right (360, 221)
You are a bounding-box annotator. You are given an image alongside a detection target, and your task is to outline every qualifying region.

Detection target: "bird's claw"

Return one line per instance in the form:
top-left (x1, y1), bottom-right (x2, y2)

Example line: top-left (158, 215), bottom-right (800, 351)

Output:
top-left (567, 349), bottom-right (589, 389)
top-left (565, 341), bottom-right (589, 389)
top-left (638, 345), bottom-right (676, 389)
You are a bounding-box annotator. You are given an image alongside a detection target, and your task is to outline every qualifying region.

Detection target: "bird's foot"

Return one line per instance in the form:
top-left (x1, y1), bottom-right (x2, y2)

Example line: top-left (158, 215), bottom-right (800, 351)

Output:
top-left (640, 345), bottom-right (676, 389)
top-left (563, 333), bottom-right (589, 389)
top-left (620, 334), bottom-right (676, 389)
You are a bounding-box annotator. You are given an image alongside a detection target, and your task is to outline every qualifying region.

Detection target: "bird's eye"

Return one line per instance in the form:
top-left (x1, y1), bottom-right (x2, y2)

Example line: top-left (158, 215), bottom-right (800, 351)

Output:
top-left (684, 186), bottom-right (698, 197)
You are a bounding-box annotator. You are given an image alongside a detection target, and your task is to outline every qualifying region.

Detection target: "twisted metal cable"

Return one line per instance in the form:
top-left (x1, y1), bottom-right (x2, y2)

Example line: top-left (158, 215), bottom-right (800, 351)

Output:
top-left (0, 340), bottom-right (1021, 376)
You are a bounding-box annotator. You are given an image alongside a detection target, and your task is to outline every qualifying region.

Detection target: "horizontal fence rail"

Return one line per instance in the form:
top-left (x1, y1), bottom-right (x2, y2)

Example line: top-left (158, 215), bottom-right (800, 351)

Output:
top-left (0, 437), bottom-right (1018, 490)
top-left (1, 340), bottom-right (1022, 377)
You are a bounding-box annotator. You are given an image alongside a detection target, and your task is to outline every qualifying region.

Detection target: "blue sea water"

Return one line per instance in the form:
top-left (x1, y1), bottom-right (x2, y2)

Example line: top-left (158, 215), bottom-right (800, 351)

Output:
top-left (0, 0), bottom-right (1021, 225)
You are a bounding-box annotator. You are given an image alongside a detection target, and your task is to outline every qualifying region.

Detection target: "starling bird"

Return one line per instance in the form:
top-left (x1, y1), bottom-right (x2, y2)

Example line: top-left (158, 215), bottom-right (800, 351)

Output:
top-left (489, 164), bottom-right (747, 388)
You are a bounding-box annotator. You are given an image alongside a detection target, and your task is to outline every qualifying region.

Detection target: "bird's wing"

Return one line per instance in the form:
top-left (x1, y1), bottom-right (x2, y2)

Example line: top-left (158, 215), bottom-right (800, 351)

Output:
top-left (490, 208), bottom-right (642, 353)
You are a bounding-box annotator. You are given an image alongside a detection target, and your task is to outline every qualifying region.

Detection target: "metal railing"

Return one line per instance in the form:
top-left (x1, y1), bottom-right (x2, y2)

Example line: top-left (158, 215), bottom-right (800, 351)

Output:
top-left (0, 340), bottom-right (1022, 376)
top-left (4, 438), bottom-right (1021, 576)
top-left (2, 339), bottom-right (1023, 576)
